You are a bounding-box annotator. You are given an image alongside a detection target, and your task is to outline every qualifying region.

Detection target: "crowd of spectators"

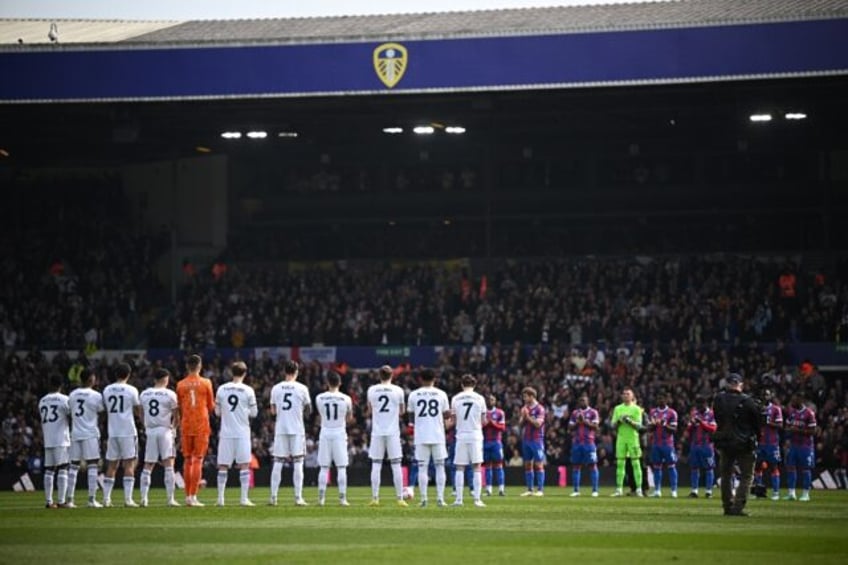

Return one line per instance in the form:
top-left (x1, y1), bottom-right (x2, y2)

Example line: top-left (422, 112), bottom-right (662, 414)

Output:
top-left (150, 255), bottom-right (848, 350)
top-left (0, 179), bottom-right (168, 352)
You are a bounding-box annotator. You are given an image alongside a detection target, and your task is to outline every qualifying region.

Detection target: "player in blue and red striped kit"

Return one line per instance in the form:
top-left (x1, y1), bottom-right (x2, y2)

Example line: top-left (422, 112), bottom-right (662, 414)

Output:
top-left (648, 391), bottom-right (679, 498)
top-left (483, 395), bottom-right (506, 496)
top-left (685, 395), bottom-right (716, 498)
top-left (519, 387), bottom-right (546, 497)
top-left (568, 393), bottom-right (600, 497)
top-left (784, 392), bottom-right (817, 501)
top-left (754, 389), bottom-right (783, 500)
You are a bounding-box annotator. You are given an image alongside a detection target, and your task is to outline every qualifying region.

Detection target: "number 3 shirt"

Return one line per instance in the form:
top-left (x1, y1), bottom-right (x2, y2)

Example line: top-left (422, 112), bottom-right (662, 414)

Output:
top-left (177, 374), bottom-right (215, 437)
top-left (68, 386), bottom-right (105, 441)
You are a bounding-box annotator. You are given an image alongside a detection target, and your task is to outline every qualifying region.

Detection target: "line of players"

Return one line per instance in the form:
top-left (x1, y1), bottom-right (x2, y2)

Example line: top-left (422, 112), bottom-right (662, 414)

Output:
top-left (569, 387), bottom-right (817, 501)
top-left (37, 354), bottom-right (817, 508)
top-left (37, 356), bottom-right (521, 508)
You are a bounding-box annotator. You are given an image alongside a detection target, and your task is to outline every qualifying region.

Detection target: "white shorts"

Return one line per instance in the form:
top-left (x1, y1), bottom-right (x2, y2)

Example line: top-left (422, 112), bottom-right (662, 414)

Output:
top-left (318, 434), bottom-right (349, 468)
top-left (272, 434), bottom-right (305, 458)
top-left (70, 438), bottom-right (101, 462)
top-left (106, 436), bottom-right (138, 461)
top-left (44, 446), bottom-right (70, 468)
top-left (369, 434), bottom-right (403, 461)
top-left (218, 437), bottom-right (252, 466)
top-left (453, 440), bottom-right (484, 466)
top-left (415, 443), bottom-right (447, 464)
top-left (144, 428), bottom-right (176, 463)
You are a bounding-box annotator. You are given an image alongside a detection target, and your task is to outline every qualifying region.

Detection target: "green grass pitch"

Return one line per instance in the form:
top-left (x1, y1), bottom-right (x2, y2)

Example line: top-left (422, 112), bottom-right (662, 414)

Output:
top-left (1, 487), bottom-right (847, 564)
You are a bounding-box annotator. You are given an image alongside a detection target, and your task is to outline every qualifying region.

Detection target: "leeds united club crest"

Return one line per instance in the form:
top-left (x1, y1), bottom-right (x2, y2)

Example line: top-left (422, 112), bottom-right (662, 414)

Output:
top-left (373, 43), bottom-right (407, 89)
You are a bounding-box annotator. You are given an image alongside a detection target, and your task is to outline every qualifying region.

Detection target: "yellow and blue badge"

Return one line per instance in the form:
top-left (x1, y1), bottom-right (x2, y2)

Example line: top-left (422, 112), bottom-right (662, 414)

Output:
top-left (373, 43), bottom-right (407, 89)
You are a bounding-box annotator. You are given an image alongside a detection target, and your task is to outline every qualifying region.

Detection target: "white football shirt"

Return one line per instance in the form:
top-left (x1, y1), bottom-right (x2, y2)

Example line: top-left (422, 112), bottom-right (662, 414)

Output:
top-left (316, 390), bottom-right (352, 438)
top-left (407, 386), bottom-right (449, 444)
top-left (69, 387), bottom-right (104, 440)
top-left (139, 387), bottom-right (178, 430)
top-left (217, 381), bottom-right (258, 439)
top-left (271, 380), bottom-right (311, 435)
top-left (451, 390), bottom-right (486, 441)
top-left (39, 392), bottom-right (71, 448)
top-left (367, 383), bottom-right (405, 436)
top-left (103, 382), bottom-right (141, 438)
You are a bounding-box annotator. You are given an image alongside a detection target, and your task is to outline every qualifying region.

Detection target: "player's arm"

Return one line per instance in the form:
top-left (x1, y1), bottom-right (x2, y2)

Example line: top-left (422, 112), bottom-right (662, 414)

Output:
top-left (270, 389), bottom-right (278, 417)
top-left (302, 390), bottom-right (312, 418)
top-left (492, 411), bottom-right (506, 431)
top-left (610, 406), bottom-right (621, 428)
top-left (528, 408), bottom-right (544, 429)
top-left (585, 412), bottom-right (600, 431)
top-left (345, 398), bottom-right (354, 425)
top-left (248, 390), bottom-right (258, 419)
top-left (665, 413), bottom-right (678, 432)
top-left (205, 381), bottom-right (215, 411)
top-left (172, 402), bottom-right (180, 430)
top-left (699, 417), bottom-right (717, 433)
top-left (214, 392), bottom-right (223, 417)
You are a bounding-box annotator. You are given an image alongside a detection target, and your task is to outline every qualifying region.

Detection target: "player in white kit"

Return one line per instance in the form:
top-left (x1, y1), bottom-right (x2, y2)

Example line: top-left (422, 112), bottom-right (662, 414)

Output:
top-left (407, 369), bottom-right (451, 507)
top-left (67, 368), bottom-right (105, 508)
top-left (366, 365), bottom-right (407, 507)
top-left (269, 360), bottom-right (312, 506)
top-left (38, 374), bottom-right (71, 508)
top-left (450, 374), bottom-right (488, 507)
top-left (315, 371), bottom-right (353, 506)
top-left (102, 363), bottom-right (142, 507)
top-left (139, 367), bottom-right (180, 507)
top-left (215, 361), bottom-right (259, 507)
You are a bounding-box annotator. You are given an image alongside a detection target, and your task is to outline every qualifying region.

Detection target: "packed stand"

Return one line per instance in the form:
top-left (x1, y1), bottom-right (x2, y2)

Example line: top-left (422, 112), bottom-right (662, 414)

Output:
top-left (0, 179), bottom-right (168, 352)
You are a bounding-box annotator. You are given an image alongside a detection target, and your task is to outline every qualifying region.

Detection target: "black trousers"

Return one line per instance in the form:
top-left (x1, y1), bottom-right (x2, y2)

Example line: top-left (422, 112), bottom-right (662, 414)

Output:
top-left (717, 447), bottom-right (755, 512)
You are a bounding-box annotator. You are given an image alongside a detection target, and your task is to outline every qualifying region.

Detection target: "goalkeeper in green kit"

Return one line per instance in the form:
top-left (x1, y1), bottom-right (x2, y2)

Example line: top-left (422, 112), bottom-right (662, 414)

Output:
top-left (610, 387), bottom-right (645, 497)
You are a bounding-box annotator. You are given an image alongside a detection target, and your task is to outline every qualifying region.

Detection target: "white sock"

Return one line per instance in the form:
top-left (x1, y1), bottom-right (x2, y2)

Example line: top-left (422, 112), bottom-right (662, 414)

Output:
top-left (123, 476), bottom-right (135, 503)
top-left (239, 469), bottom-right (250, 503)
top-left (87, 466), bottom-right (99, 500)
top-left (391, 461), bottom-right (404, 499)
top-left (140, 469), bottom-right (151, 501)
top-left (454, 469), bottom-right (464, 503)
top-left (67, 465), bottom-right (79, 501)
top-left (337, 467), bottom-right (348, 500)
top-left (318, 466), bottom-right (329, 502)
top-left (102, 477), bottom-right (115, 502)
top-left (57, 469), bottom-right (68, 504)
top-left (217, 471), bottom-right (228, 503)
top-left (164, 467), bottom-right (176, 502)
top-left (293, 459), bottom-right (304, 500)
top-left (435, 463), bottom-right (446, 502)
top-left (371, 462), bottom-right (382, 499)
top-left (44, 470), bottom-right (55, 504)
top-left (418, 463), bottom-right (429, 501)
top-left (473, 468), bottom-right (482, 501)
top-left (270, 461), bottom-right (283, 499)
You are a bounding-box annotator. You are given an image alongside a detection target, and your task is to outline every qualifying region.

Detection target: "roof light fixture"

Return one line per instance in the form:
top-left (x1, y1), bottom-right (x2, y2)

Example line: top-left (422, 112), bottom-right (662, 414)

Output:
top-left (749, 114), bottom-right (772, 123)
top-left (413, 126), bottom-right (435, 135)
top-left (221, 131), bottom-right (242, 139)
top-left (785, 112), bottom-right (807, 120)
top-left (246, 131), bottom-right (267, 139)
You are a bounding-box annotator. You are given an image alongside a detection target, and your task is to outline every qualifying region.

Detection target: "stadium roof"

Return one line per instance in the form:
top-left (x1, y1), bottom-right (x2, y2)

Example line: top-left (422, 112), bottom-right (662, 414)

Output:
top-left (2, 0), bottom-right (848, 45)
